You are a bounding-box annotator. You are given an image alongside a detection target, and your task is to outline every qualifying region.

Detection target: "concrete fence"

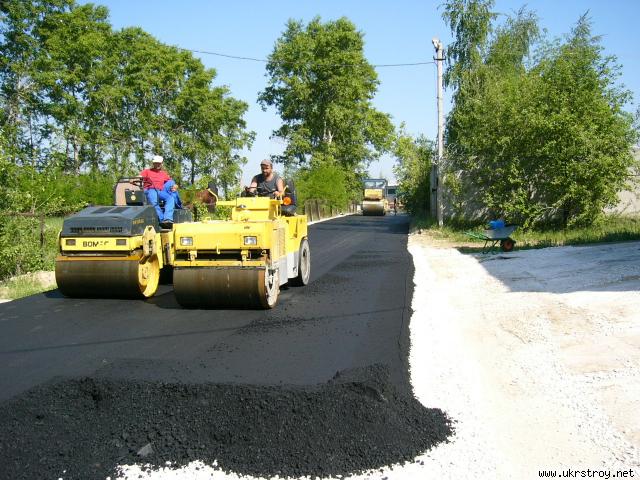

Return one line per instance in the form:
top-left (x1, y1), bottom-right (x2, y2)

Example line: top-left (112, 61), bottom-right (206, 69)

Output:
top-left (303, 200), bottom-right (359, 222)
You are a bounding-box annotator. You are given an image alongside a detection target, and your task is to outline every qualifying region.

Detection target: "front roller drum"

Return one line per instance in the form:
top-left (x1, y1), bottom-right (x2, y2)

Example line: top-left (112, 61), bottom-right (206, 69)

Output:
top-left (55, 255), bottom-right (160, 299)
top-left (174, 266), bottom-right (279, 309)
top-left (362, 202), bottom-right (385, 216)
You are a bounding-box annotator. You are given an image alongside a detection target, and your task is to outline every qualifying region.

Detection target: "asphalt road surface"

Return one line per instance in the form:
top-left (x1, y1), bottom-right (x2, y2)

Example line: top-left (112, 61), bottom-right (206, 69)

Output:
top-left (0, 214), bottom-right (452, 479)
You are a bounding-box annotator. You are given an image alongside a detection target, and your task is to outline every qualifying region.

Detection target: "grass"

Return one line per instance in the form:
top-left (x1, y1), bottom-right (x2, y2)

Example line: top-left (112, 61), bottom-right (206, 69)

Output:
top-left (0, 272), bottom-right (56, 300)
top-left (0, 216), bottom-right (62, 301)
top-left (412, 213), bottom-right (640, 253)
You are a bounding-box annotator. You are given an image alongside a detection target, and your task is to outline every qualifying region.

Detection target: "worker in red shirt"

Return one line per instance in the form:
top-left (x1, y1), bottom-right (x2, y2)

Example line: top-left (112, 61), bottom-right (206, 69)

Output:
top-left (140, 155), bottom-right (178, 226)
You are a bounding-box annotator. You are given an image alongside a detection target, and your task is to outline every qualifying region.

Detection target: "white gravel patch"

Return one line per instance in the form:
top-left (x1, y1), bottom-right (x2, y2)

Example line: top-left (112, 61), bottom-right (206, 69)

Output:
top-left (406, 238), bottom-right (640, 479)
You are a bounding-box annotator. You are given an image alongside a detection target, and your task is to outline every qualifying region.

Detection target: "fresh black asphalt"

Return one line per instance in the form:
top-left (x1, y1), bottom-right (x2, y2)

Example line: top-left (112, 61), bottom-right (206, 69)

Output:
top-left (0, 214), bottom-right (452, 479)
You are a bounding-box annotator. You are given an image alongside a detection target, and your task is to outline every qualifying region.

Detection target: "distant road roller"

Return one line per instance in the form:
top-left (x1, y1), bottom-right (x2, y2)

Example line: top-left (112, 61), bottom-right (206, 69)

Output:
top-left (55, 177), bottom-right (192, 298)
top-left (172, 186), bottom-right (310, 309)
top-left (361, 178), bottom-right (388, 216)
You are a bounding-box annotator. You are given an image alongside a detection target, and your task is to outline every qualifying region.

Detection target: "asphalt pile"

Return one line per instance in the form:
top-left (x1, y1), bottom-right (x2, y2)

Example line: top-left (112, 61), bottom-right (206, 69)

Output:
top-left (0, 364), bottom-right (452, 480)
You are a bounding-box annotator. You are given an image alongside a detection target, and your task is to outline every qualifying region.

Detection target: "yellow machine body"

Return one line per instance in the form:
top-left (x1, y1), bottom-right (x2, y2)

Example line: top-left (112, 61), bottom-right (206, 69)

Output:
top-left (363, 188), bottom-right (383, 201)
top-left (55, 177), bottom-right (193, 299)
top-left (56, 225), bottom-right (164, 299)
top-left (171, 196), bottom-right (310, 309)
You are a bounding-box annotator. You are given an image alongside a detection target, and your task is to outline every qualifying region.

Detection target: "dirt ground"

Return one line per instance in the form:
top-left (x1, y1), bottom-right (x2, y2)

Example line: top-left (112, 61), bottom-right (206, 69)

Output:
top-left (408, 235), bottom-right (640, 478)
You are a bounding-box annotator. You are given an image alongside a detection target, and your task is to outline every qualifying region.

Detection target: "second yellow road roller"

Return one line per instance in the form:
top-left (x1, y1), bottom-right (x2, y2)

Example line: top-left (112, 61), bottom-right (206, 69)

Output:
top-left (171, 186), bottom-right (310, 309)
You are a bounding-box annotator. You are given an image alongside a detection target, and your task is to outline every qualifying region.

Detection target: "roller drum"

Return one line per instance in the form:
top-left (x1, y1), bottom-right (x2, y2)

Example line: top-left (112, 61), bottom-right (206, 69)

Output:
top-left (362, 201), bottom-right (385, 216)
top-left (55, 256), bottom-right (159, 299)
top-left (174, 266), bottom-right (279, 309)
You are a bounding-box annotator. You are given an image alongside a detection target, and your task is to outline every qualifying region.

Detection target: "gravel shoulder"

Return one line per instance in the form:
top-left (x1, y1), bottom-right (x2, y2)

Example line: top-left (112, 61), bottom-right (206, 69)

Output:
top-left (408, 235), bottom-right (640, 478)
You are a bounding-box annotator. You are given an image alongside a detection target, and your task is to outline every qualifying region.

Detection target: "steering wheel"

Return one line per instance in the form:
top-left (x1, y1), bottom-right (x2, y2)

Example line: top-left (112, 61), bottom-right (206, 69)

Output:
top-left (244, 186), bottom-right (279, 198)
top-left (122, 176), bottom-right (144, 188)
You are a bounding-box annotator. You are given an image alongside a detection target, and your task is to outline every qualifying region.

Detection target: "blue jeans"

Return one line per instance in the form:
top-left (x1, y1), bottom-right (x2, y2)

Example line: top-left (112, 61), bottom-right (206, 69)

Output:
top-left (145, 189), bottom-right (180, 222)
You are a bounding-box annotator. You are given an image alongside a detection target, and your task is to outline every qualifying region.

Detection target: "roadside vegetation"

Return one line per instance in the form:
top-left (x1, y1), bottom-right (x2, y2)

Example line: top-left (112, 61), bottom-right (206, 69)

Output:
top-left (411, 214), bottom-right (640, 253)
top-left (0, 271), bottom-right (56, 300)
top-left (394, 0), bottom-right (639, 229)
top-left (392, 0), bottom-right (640, 257)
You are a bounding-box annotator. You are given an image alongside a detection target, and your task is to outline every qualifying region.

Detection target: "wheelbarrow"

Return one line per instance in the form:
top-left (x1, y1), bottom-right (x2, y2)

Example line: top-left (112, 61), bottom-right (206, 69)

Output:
top-left (465, 225), bottom-right (517, 254)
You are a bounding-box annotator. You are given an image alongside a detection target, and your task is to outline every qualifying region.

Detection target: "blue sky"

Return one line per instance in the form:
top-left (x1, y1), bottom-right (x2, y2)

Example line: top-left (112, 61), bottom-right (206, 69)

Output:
top-left (80, 0), bottom-right (640, 185)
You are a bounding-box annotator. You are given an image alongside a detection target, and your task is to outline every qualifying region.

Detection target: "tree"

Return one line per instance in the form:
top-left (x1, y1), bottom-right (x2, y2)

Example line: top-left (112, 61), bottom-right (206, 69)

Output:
top-left (171, 56), bottom-right (253, 185)
top-left (1, 0), bottom-right (254, 192)
top-left (530, 16), bottom-right (638, 226)
top-left (392, 125), bottom-right (434, 215)
top-left (258, 16), bottom-right (394, 172)
top-left (443, 1), bottom-right (638, 227)
top-left (442, 0), bottom-right (496, 92)
top-left (34, 2), bottom-right (111, 173)
top-left (295, 161), bottom-right (350, 210)
top-left (0, 0), bottom-right (74, 167)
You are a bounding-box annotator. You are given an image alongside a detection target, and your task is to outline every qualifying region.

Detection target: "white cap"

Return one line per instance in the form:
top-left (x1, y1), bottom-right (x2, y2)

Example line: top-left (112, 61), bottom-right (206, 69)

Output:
top-left (152, 155), bottom-right (164, 164)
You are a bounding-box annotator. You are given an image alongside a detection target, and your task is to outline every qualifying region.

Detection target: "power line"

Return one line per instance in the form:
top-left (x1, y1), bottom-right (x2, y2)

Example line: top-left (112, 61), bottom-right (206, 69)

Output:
top-left (178, 47), bottom-right (435, 68)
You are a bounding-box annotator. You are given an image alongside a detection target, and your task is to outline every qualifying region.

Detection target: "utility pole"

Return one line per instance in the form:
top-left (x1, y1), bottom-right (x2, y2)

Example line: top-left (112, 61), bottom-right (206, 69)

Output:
top-left (431, 37), bottom-right (444, 227)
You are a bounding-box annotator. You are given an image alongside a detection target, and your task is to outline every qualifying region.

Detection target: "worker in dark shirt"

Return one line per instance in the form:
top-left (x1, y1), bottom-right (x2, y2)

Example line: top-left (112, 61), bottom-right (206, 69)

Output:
top-left (246, 159), bottom-right (284, 197)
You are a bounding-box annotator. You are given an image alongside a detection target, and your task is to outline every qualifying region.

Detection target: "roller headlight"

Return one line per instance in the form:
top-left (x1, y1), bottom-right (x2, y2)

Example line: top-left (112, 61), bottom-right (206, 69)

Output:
top-left (244, 236), bottom-right (257, 246)
top-left (180, 237), bottom-right (193, 246)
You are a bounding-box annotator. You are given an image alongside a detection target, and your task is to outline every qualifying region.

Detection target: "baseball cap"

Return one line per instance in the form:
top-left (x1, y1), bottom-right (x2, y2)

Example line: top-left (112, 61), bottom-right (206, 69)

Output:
top-left (260, 159), bottom-right (272, 166)
top-left (152, 155), bottom-right (164, 164)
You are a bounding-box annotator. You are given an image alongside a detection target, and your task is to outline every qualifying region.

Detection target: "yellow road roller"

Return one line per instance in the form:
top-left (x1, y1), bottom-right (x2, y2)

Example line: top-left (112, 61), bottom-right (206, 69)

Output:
top-left (55, 177), bottom-right (191, 298)
top-left (171, 190), bottom-right (310, 309)
top-left (361, 178), bottom-right (388, 216)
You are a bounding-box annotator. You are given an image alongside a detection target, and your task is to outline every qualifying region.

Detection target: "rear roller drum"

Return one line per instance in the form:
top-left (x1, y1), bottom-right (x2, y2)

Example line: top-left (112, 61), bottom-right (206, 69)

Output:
top-left (55, 254), bottom-right (160, 299)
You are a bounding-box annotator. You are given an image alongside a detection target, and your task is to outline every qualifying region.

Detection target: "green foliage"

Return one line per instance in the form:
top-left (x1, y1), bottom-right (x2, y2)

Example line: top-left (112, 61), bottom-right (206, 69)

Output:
top-left (295, 161), bottom-right (351, 209)
top-left (1, 0), bottom-right (253, 184)
top-left (392, 126), bottom-right (434, 215)
top-left (0, 216), bottom-right (45, 278)
top-left (258, 16), bottom-right (394, 171)
top-left (443, 2), bottom-right (639, 228)
top-left (0, 273), bottom-right (55, 299)
top-left (0, 214), bottom-right (59, 281)
top-left (415, 214), bottom-right (640, 253)
top-left (442, 0), bottom-right (496, 91)
top-left (5, 167), bottom-right (114, 215)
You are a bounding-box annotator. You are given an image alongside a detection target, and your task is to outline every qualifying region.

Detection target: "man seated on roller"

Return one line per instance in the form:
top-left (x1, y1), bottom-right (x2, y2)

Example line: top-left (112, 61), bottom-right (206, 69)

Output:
top-left (140, 155), bottom-right (181, 227)
top-left (245, 158), bottom-right (285, 197)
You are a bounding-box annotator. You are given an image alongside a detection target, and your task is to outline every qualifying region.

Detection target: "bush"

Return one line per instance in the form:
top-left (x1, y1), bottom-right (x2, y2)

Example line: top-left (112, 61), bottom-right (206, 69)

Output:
top-left (9, 168), bottom-right (116, 216)
top-left (0, 216), bottom-right (48, 279)
top-left (295, 163), bottom-right (350, 209)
